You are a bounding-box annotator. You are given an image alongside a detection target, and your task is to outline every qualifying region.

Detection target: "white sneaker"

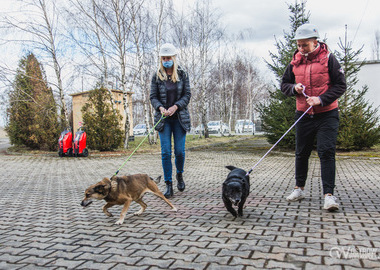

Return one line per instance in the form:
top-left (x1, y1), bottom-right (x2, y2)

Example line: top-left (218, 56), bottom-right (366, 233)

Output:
top-left (324, 195), bottom-right (339, 211)
top-left (286, 188), bottom-right (305, 202)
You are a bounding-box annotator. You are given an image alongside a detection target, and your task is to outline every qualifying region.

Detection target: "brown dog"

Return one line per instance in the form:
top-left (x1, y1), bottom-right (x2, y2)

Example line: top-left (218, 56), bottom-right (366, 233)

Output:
top-left (81, 174), bottom-right (177, 225)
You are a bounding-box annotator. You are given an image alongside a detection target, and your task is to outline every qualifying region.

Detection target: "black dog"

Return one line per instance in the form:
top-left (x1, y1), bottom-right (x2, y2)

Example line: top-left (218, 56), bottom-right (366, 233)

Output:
top-left (222, 166), bottom-right (250, 217)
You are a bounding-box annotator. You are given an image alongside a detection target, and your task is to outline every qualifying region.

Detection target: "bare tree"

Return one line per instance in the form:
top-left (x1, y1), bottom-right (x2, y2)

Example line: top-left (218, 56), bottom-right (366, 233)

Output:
top-left (74, 0), bottom-right (137, 148)
top-left (171, 0), bottom-right (223, 138)
top-left (66, 0), bottom-right (110, 85)
top-left (130, 1), bottom-right (149, 141)
top-left (112, 0), bottom-right (135, 148)
top-left (135, 0), bottom-right (170, 144)
top-left (67, 0), bottom-right (171, 146)
top-left (1, 0), bottom-right (69, 127)
top-left (0, 0), bottom-right (273, 141)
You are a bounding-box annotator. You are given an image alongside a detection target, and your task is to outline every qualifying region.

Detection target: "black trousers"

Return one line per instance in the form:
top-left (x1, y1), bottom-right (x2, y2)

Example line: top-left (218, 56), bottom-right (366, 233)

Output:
top-left (295, 109), bottom-right (339, 195)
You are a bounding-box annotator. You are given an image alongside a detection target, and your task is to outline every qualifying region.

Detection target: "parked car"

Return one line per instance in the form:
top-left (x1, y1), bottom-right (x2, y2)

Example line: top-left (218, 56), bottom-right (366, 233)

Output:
top-left (235, 119), bottom-right (255, 134)
top-left (194, 124), bottom-right (205, 135)
top-left (207, 120), bottom-right (230, 135)
top-left (133, 124), bottom-right (147, 136)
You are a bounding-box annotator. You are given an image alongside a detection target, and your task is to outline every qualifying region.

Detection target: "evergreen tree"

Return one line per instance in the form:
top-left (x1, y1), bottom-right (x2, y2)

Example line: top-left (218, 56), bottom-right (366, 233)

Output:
top-left (6, 53), bottom-right (59, 150)
top-left (82, 87), bottom-right (124, 151)
top-left (259, 1), bottom-right (310, 149)
top-left (334, 29), bottom-right (380, 150)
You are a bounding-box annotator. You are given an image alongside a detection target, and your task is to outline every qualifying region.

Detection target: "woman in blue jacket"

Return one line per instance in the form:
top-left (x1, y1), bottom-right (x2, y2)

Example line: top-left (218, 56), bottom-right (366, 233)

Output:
top-left (150, 43), bottom-right (192, 198)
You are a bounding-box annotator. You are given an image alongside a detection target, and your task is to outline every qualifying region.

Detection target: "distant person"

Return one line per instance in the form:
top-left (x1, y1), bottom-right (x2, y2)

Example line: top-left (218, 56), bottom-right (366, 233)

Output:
top-left (281, 24), bottom-right (346, 211)
top-left (150, 43), bottom-right (192, 198)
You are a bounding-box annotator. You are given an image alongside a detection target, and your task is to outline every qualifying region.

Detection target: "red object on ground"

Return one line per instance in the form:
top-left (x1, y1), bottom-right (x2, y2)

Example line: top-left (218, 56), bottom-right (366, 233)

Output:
top-left (58, 129), bottom-right (73, 157)
top-left (73, 129), bottom-right (88, 157)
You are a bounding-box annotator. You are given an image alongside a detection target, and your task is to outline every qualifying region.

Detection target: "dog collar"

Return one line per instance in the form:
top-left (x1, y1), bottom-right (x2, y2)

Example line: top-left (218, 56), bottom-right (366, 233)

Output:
top-left (104, 179), bottom-right (117, 199)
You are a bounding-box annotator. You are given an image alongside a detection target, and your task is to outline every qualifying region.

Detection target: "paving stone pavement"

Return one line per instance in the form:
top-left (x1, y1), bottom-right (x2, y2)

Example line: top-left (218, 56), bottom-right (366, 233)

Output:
top-left (0, 149), bottom-right (380, 269)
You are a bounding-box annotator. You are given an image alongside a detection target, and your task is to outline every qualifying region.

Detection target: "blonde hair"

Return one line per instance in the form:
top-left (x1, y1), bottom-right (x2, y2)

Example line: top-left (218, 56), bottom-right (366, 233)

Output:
top-left (156, 56), bottom-right (179, 82)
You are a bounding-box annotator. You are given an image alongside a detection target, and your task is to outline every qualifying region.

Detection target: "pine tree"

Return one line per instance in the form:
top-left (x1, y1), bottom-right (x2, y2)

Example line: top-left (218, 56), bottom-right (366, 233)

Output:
top-left (259, 1), bottom-right (310, 149)
top-left (82, 87), bottom-right (124, 151)
top-left (334, 27), bottom-right (380, 150)
top-left (6, 53), bottom-right (59, 150)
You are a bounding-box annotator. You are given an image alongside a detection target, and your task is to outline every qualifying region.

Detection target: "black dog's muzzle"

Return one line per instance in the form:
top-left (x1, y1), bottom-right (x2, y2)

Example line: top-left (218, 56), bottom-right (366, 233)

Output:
top-left (233, 200), bottom-right (240, 206)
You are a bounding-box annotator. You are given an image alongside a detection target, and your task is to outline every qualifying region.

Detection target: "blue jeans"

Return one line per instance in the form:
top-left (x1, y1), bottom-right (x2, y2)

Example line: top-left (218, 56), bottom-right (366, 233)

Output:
top-left (159, 117), bottom-right (186, 183)
top-left (295, 109), bottom-right (339, 195)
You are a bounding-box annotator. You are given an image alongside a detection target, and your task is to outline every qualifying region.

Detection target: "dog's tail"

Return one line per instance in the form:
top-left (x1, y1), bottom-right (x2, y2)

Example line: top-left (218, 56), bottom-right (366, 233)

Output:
top-left (226, 165), bottom-right (237, 171)
top-left (150, 175), bottom-right (161, 184)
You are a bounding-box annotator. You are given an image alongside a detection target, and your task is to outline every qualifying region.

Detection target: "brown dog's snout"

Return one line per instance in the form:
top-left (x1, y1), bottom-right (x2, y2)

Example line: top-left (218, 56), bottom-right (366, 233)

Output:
top-left (81, 200), bottom-right (93, 207)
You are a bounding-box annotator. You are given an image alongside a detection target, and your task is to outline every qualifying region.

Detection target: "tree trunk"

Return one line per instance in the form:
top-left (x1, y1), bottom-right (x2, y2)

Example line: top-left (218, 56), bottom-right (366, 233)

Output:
top-left (40, 0), bottom-right (69, 127)
top-left (228, 70), bottom-right (235, 133)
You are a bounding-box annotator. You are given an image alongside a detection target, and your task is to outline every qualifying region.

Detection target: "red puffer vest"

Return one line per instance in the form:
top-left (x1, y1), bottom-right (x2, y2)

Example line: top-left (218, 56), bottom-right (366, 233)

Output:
top-left (291, 42), bottom-right (338, 114)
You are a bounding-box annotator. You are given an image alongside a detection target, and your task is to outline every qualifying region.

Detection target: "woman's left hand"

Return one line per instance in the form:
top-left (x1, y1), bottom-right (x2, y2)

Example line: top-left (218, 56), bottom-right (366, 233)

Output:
top-left (166, 105), bottom-right (178, 116)
top-left (306, 96), bottom-right (321, 106)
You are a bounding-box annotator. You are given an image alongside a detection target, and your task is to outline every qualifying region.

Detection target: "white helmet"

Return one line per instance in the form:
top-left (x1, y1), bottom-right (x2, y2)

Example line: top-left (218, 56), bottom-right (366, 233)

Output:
top-left (294, 24), bottom-right (320, 40)
top-left (159, 43), bottom-right (177, 56)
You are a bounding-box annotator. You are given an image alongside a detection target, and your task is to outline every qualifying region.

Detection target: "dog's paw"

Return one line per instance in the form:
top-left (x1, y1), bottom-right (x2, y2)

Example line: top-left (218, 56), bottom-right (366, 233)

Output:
top-left (133, 211), bottom-right (143, 216)
top-left (229, 210), bottom-right (238, 218)
top-left (105, 212), bottom-right (113, 217)
top-left (115, 219), bottom-right (124, 225)
top-left (171, 207), bottom-right (178, 212)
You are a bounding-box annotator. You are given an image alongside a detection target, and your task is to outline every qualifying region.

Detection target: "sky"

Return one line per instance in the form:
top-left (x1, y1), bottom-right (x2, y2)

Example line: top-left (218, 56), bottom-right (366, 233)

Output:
top-left (0, 0), bottom-right (379, 127)
top-left (207, 0), bottom-right (379, 62)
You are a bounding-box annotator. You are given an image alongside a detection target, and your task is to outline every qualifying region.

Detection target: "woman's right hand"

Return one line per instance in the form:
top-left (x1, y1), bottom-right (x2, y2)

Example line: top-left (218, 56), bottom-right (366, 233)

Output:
top-left (159, 106), bottom-right (168, 116)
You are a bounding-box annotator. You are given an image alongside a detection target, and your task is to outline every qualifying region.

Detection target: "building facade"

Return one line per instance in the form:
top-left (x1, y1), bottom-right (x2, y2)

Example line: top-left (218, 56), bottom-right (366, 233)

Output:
top-left (70, 89), bottom-right (134, 136)
top-left (356, 60), bottom-right (380, 116)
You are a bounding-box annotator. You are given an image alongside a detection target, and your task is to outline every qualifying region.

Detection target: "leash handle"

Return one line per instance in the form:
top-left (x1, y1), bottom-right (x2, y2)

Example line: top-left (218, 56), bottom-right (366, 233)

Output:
top-left (114, 114), bottom-right (166, 176)
top-left (246, 105), bottom-right (312, 176)
top-left (302, 85), bottom-right (309, 98)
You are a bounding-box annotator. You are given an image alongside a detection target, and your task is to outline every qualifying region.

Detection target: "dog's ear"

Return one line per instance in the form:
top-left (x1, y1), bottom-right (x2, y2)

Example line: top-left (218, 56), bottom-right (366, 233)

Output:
top-left (150, 175), bottom-right (161, 183)
top-left (94, 185), bottom-right (107, 195)
top-left (225, 165), bottom-right (237, 171)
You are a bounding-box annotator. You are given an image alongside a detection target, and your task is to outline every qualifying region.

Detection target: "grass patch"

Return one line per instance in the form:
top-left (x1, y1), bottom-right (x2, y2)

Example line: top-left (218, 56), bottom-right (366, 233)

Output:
top-left (336, 143), bottom-right (380, 158)
top-left (6, 134), bottom-right (257, 156)
top-left (7, 145), bottom-right (52, 155)
top-left (118, 134), bottom-right (255, 154)
top-left (6, 135), bottom-right (380, 158)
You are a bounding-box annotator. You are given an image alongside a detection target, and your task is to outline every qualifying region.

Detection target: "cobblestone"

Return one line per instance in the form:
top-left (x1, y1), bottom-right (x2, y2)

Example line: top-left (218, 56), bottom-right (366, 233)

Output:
top-left (0, 150), bottom-right (380, 269)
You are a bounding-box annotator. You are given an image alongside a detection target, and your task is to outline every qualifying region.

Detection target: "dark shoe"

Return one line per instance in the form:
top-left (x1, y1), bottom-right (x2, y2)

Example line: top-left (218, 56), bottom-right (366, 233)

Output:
top-left (164, 182), bottom-right (173, 198)
top-left (176, 173), bottom-right (185, 192)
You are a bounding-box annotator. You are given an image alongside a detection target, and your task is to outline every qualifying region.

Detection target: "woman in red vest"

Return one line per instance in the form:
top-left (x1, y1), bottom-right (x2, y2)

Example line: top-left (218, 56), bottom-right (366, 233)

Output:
top-left (281, 24), bottom-right (346, 211)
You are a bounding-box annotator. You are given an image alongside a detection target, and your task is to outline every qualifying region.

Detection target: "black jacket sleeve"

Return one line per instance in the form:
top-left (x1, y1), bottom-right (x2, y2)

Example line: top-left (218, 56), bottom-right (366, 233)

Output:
top-left (281, 64), bottom-right (296, 96)
top-left (320, 54), bottom-right (346, 106)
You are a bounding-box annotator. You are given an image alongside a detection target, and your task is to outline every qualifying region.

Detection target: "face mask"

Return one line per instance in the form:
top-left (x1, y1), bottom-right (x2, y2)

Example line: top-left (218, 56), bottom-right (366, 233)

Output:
top-left (162, 60), bottom-right (174, 68)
